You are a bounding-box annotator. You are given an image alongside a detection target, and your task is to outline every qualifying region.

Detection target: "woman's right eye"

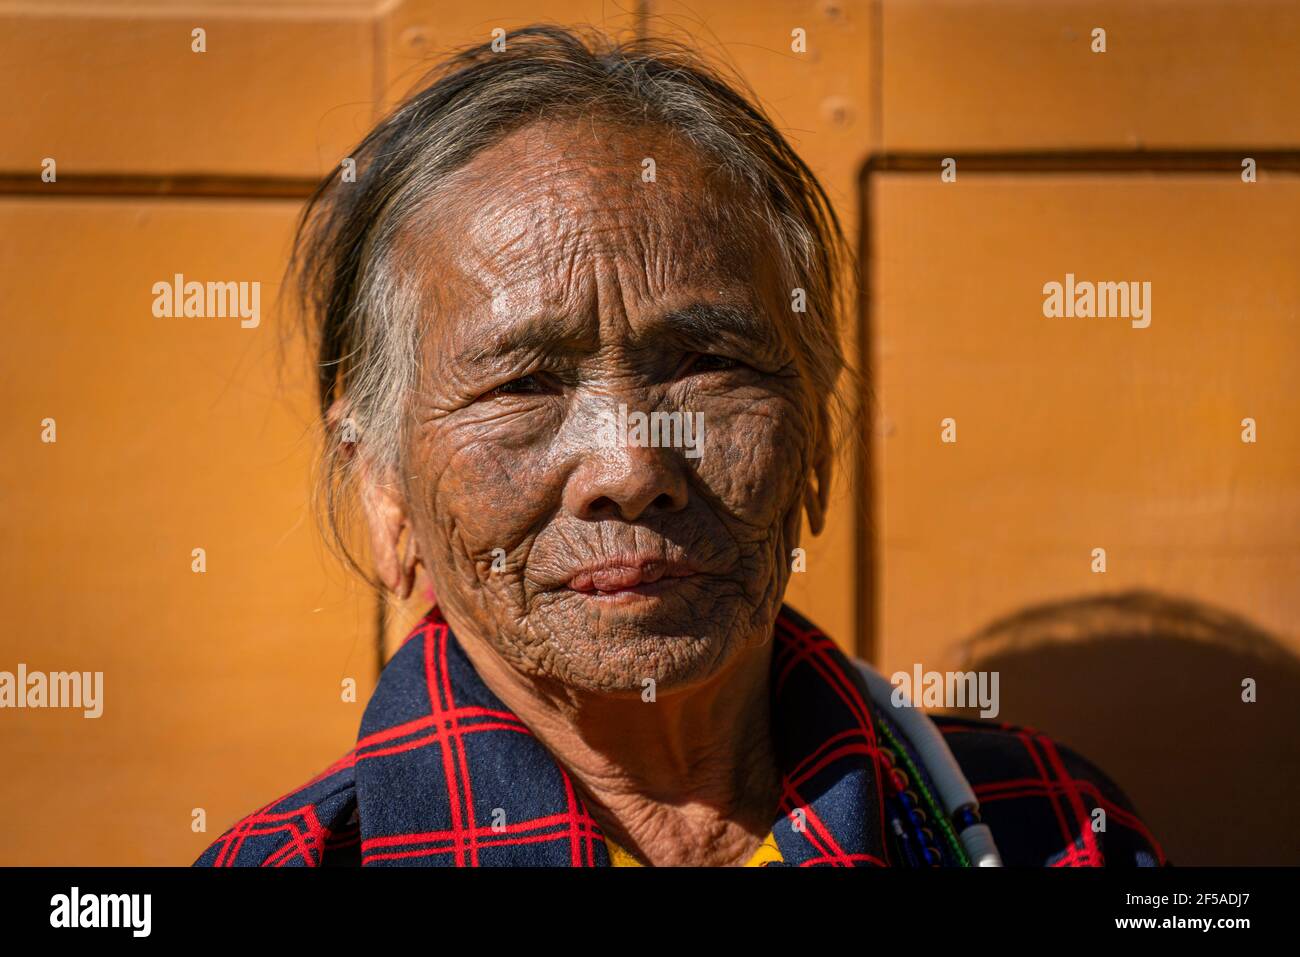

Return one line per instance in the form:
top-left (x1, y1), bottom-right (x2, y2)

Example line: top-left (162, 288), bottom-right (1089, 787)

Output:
top-left (484, 374), bottom-right (546, 399)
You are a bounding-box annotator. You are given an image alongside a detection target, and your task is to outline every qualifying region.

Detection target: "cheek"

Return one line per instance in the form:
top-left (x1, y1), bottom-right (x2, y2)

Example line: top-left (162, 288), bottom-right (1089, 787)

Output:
top-left (690, 389), bottom-right (812, 524)
top-left (413, 415), bottom-right (561, 559)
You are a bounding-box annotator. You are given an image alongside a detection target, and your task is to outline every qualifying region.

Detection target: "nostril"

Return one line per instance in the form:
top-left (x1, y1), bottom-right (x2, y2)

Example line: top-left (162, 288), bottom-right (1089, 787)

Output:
top-left (585, 495), bottom-right (619, 518)
top-left (582, 491), bottom-right (681, 521)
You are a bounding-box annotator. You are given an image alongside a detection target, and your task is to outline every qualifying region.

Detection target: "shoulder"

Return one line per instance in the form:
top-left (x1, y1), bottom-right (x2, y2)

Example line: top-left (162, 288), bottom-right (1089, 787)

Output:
top-left (802, 611), bottom-right (1167, 868)
top-left (192, 751), bottom-right (360, 867)
top-left (931, 715), bottom-right (1167, 867)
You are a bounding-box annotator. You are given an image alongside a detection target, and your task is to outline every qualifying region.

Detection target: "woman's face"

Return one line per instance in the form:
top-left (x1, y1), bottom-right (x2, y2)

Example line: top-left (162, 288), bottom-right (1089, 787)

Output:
top-left (389, 119), bottom-right (821, 695)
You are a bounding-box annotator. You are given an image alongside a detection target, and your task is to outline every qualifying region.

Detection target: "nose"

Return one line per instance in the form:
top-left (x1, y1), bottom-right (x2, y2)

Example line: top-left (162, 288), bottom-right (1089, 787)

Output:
top-left (564, 443), bottom-right (690, 522)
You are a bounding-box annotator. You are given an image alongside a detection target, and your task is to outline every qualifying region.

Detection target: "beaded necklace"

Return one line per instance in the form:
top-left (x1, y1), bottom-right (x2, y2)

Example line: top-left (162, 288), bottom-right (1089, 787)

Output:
top-left (875, 709), bottom-right (970, 866)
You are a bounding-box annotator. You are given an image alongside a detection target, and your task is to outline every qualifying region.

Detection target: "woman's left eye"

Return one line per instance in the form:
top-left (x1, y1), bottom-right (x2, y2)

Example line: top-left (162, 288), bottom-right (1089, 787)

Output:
top-left (689, 353), bottom-right (741, 374)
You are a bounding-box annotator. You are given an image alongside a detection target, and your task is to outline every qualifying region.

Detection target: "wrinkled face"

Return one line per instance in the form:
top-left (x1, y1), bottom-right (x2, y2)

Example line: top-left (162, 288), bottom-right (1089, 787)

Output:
top-left (392, 118), bottom-right (821, 695)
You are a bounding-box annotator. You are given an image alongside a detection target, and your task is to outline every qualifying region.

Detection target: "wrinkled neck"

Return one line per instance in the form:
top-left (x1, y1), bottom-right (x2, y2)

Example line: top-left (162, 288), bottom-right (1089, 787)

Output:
top-left (454, 624), bottom-right (781, 865)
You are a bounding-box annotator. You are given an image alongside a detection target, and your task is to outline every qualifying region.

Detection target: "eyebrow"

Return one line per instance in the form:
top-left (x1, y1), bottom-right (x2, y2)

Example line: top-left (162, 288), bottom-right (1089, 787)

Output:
top-left (457, 312), bottom-right (595, 367)
top-left (455, 301), bottom-right (769, 368)
top-left (655, 303), bottom-right (768, 345)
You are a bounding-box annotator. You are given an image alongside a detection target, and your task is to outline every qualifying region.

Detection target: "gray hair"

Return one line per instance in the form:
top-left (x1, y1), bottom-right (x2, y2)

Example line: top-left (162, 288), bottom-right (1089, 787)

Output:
top-left (293, 24), bottom-right (851, 577)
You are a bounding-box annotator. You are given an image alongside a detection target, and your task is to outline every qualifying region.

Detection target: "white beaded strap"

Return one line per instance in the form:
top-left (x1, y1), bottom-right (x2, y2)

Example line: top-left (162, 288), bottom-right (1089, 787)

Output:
top-left (854, 661), bottom-right (1004, 867)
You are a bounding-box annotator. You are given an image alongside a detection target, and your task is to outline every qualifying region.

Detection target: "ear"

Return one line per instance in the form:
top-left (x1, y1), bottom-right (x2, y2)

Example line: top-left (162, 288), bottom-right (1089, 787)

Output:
top-left (360, 469), bottom-right (418, 600)
top-left (328, 398), bottom-right (419, 599)
top-left (804, 408), bottom-right (834, 536)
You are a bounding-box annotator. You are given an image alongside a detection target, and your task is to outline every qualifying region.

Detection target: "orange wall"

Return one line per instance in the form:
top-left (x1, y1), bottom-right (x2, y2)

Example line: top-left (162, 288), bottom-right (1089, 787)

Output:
top-left (1, 1), bottom-right (1296, 865)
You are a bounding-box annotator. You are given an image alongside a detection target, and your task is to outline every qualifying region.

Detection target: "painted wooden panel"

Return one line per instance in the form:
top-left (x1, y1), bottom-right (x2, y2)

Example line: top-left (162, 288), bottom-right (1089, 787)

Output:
top-left (870, 171), bottom-right (1300, 863)
top-left (0, 198), bottom-right (373, 864)
top-left (0, 1), bottom-right (379, 177)
top-left (882, 0), bottom-right (1300, 151)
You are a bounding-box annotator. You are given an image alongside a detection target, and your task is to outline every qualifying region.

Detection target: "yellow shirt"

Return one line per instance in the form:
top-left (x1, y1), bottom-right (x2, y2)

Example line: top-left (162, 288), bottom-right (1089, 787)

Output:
top-left (605, 831), bottom-right (783, 866)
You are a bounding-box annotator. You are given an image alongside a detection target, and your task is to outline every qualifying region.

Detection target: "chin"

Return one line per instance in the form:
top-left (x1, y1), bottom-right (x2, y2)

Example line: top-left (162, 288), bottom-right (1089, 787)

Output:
top-left (523, 589), bottom-right (758, 694)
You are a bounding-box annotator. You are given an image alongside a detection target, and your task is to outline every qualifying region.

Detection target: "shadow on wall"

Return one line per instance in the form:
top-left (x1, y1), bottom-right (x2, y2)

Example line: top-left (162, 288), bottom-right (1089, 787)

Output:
top-left (945, 590), bottom-right (1300, 866)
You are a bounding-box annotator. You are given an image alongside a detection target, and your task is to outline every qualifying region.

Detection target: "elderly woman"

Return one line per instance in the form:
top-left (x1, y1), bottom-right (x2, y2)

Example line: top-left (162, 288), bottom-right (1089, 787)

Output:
top-left (196, 26), bottom-right (1162, 868)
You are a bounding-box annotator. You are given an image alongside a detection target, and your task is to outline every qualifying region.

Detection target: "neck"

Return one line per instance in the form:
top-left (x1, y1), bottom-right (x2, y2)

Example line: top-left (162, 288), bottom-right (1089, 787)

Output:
top-left (453, 625), bottom-right (781, 867)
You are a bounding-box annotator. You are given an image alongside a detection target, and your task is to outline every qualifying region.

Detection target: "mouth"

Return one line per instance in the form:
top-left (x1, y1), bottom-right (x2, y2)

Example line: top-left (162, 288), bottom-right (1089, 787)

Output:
top-left (566, 559), bottom-right (700, 601)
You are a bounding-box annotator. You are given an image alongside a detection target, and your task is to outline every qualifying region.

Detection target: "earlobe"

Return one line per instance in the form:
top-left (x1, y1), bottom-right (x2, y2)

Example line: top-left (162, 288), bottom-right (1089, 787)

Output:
top-left (805, 466), bottom-right (827, 535)
top-left (805, 416), bottom-right (833, 536)
top-left (397, 528), bottom-right (421, 600)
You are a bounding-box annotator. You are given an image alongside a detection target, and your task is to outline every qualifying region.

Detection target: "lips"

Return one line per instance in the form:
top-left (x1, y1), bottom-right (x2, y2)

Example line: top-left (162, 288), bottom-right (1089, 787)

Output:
top-left (567, 558), bottom-right (698, 595)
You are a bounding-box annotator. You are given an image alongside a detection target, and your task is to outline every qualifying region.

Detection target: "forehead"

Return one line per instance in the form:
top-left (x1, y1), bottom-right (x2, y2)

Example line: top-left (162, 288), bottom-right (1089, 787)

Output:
top-left (398, 119), bottom-right (777, 321)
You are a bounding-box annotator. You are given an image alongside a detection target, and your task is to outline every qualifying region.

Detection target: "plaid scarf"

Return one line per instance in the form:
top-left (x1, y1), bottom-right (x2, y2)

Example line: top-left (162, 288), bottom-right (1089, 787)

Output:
top-left (196, 604), bottom-right (1165, 867)
top-left (354, 604), bottom-right (897, 866)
